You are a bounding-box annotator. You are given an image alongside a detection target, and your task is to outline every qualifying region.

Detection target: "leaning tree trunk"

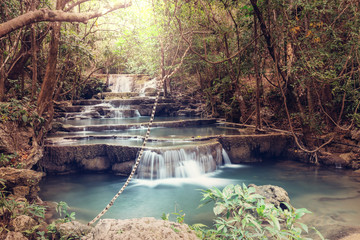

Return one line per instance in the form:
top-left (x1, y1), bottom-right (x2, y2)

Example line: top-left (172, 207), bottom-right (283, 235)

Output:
top-left (25, 4), bottom-right (62, 169)
top-left (37, 22), bottom-right (61, 117)
top-left (35, 20), bottom-right (61, 154)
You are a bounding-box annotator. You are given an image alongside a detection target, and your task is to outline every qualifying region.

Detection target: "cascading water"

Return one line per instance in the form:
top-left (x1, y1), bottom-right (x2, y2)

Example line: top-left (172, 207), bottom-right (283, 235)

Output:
top-left (105, 75), bottom-right (142, 118)
top-left (136, 144), bottom-right (223, 179)
top-left (107, 103), bottom-right (141, 119)
top-left (108, 75), bottom-right (134, 93)
top-left (222, 149), bottom-right (232, 165)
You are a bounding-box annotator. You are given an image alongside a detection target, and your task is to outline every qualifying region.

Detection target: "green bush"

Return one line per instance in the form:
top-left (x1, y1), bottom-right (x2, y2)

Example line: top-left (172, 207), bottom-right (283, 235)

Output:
top-left (0, 179), bottom-right (46, 238)
top-left (195, 184), bottom-right (324, 240)
top-left (0, 98), bottom-right (43, 127)
top-left (0, 179), bottom-right (78, 239)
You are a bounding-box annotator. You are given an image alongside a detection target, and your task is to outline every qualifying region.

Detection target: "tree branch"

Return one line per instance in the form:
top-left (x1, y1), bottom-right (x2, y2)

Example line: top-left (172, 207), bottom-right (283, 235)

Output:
top-left (176, 14), bottom-right (257, 65)
top-left (250, 0), bottom-right (287, 84)
top-left (0, 1), bottom-right (132, 37)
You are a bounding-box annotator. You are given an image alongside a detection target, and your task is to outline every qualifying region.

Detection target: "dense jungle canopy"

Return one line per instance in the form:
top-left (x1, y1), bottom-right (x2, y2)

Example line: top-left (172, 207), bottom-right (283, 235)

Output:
top-left (0, 0), bottom-right (359, 166)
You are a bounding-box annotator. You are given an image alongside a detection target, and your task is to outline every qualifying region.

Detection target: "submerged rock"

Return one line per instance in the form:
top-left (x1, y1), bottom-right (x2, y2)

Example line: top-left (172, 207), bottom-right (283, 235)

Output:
top-left (81, 156), bottom-right (111, 171)
top-left (83, 218), bottom-right (199, 240)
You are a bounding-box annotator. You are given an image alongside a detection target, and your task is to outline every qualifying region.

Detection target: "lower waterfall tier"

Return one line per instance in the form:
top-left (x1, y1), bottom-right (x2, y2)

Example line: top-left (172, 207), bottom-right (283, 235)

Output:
top-left (136, 144), bottom-right (223, 179)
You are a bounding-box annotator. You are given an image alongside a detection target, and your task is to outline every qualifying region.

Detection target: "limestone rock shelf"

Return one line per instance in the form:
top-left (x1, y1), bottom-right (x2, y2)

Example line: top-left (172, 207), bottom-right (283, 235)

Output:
top-left (40, 75), bottom-right (293, 176)
top-left (60, 119), bottom-right (217, 132)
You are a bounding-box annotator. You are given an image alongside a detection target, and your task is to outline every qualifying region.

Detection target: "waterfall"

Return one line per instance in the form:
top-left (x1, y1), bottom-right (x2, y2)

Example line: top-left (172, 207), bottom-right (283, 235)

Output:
top-left (137, 144), bottom-right (223, 179)
top-left (112, 103), bottom-right (129, 118)
top-left (222, 149), bottom-right (232, 165)
top-left (108, 75), bottom-right (134, 93)
top-left (107, 102), bottom-right (141, 119)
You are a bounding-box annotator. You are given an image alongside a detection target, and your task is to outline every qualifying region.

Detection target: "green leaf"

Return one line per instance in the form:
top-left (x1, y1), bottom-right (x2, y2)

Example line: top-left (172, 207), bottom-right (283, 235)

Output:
top-left (270, 214), bottom-right (281, 231)
top-left (251, 193), bottom-right (265, 199)
top-left (213, 187), bottom-right (223, 198)
top-left (217, 224), bottom-right (225, 231)
top-left (295, 208), bottom-right (312, 219)
top-left (312, 227), bottom-right (325, 240)
top-left (214, 204), bottom-right (226, 215)
top-left (298, 222), bottom-right (309, 233)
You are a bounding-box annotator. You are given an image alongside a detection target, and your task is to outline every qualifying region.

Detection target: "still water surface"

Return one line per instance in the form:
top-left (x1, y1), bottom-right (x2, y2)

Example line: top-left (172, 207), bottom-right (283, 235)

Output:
top-left (39, 160), bottom-right (360, 228)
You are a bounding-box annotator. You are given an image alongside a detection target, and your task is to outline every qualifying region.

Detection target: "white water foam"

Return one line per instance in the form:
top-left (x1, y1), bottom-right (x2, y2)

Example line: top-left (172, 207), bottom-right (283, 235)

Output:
top-left (133, 173), bottom-right (234, 188)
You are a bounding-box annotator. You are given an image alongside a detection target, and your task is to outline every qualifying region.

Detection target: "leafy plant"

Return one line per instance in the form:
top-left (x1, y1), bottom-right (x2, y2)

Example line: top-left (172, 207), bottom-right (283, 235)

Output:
top-left (36, 201), bottom-right (78, 240)
top-left (196, 184), bottom-right (324, 240)
top-left (162, 204), bottom-right (186, 224)
top-left (22, 201), bottom-right (46, 219)
top-left (56, 201), bottom-right (76, 223)
top-left (0, 153), bottom-right (16, 167)
top-left (0, 99), bottom-right (43, 127)
top-left (0, 179), bottom-right (47, 239)
top-left (161, 212), bottom-right (169, 221)
top-left (172, 209), bottom-right (186, 224)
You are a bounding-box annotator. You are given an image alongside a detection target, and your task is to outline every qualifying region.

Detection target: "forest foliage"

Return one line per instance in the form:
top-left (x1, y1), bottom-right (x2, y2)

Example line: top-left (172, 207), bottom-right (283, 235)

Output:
top-left (0, 0), bottom-right (359, 158)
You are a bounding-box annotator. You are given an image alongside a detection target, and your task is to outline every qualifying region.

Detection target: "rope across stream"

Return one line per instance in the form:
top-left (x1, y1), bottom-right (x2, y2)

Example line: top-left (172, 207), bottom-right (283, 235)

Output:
top-left (87, 78), bottom-right (163, 226)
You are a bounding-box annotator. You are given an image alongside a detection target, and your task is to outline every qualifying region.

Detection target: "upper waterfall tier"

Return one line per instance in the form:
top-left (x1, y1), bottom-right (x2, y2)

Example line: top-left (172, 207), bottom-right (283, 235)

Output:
top-left (97, 74), bottom-right (157, 98)
top-left (55, 96), bottom-right (204, 119)
top-left (108, 75), bottom-right (134, 93)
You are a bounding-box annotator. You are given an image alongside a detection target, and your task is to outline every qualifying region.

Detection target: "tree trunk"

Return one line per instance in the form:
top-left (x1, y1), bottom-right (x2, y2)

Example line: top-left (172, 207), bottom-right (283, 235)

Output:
top-left (31, 25), bottom-right (38, 99)
top-left (30, 0), bottom-right (38, 99)
top-left (250, 0), bottom-right (287, 84)
top-left (37, 22), bottom-right (61, 117)
top-left (254, 15), bottom-right (262, 130)
top-left (160, 38), bottom-right (168, 97)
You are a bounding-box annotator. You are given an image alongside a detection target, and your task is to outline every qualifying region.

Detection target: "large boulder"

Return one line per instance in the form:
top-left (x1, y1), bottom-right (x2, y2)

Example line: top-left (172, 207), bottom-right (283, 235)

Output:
top-left (248, 184), bottom-right (291, 209)
top-left (0, 168), bottom-right (44, 200)
top-left (5, 231), bottom-right (28, 240)
top-left (0, 123), bottom-right (32, 154)
top-left (83, 218), bottom-right (198, 240)
top-left (57, 221), bottom-right (92, 239)
top-left (10, 215), bottom-right (37, 232)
